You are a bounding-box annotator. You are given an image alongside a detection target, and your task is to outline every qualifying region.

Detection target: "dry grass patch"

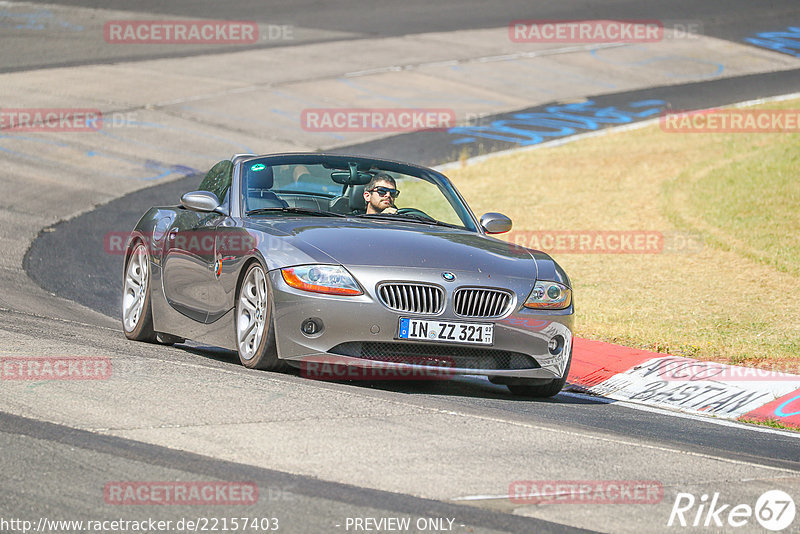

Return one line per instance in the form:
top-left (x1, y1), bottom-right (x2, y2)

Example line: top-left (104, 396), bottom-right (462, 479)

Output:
top-left (446, 99), bottom-right (800, 368)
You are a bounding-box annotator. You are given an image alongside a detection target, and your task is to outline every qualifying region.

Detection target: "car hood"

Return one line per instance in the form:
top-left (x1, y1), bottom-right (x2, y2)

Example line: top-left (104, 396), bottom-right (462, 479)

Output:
top-left (249, 218), bottom-right (537, 279)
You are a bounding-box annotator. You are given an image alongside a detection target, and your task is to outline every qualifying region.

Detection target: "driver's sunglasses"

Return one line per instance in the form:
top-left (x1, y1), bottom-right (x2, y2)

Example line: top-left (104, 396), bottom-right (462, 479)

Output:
top-left (369, 186), bottom-right (400, 198)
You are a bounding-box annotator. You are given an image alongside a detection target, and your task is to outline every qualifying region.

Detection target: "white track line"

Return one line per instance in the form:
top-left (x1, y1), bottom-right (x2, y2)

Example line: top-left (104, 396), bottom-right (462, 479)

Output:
top-left (560, 391), bottom-right (800, 439)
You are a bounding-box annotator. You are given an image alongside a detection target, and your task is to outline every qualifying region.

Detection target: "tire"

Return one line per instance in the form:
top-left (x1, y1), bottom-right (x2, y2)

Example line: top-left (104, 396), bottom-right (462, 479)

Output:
top-left (155, 333), bottom-right (185, 345)
top-left (235, 262), bottom-right (288, 371)
top-left (122, 241), bottom-right (157, 342)
top-left (507, 344), bottom-right (573, 398)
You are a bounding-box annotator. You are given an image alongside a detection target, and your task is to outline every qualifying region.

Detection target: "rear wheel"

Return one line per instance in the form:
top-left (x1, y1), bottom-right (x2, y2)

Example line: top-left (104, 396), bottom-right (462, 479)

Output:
top-left (235, 263), bottom-right (288, 371)
top-left (122, 242), bottom-right (156, 342)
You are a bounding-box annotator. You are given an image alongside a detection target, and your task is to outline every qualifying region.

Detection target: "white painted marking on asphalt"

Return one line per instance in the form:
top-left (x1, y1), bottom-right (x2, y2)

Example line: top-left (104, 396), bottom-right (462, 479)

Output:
top-left (586, 357), bottom-right (800, 418)
top-left (429, 408), bottom-right (800, 473)
top-left (560, 391), bottom-right (800, 439)
top-left (210, 371), bottom-right (800, 472)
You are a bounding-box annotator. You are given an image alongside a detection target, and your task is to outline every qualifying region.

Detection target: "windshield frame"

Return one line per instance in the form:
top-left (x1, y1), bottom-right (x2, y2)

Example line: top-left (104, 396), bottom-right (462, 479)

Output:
top-left (232, 153), bottom-right (480, 232)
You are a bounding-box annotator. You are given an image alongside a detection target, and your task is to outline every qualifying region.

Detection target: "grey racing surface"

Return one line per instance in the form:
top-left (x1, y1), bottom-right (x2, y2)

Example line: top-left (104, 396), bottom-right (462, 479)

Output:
top-left (1, 410), bottom-right (582, 534)
top-left (5, 0), bottom-right (799, 71)
top-left (2, 305), bottom-right (799, 532)
top-left (5, 1), bottom-right (800, 533)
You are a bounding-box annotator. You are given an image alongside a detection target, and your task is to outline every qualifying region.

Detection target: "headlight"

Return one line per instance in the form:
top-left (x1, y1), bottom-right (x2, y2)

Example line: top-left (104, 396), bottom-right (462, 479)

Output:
top-left (281, 265), bottom-right (362, 296)
top-left (524, 281), bottom-right (571, 310)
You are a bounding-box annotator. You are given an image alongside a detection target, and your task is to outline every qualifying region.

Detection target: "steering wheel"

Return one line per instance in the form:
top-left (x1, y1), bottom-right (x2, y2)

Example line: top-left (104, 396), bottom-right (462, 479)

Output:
top-left (397, 207), bottom-right (433, 220)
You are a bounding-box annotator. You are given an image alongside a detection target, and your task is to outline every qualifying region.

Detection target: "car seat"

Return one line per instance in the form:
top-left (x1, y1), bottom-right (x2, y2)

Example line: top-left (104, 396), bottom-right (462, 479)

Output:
top-left (349, 184), bottom-right (366, 213)
top-left (245, 165), bottom-right (287, 211)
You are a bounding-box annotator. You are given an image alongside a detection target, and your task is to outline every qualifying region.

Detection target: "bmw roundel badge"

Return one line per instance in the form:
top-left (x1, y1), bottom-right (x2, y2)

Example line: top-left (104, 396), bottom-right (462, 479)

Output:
top-left (441, 272), bottom-right (456, 282)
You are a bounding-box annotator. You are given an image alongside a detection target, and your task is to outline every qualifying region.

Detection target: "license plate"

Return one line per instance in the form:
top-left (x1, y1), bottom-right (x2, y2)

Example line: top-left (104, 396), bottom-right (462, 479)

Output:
top-left (398, 318), bottom-right (494, 345)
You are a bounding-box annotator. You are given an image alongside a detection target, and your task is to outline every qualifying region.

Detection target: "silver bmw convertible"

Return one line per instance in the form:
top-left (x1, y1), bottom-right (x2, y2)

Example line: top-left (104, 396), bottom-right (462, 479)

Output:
top-left (122, 153), bottom-right (574, 397)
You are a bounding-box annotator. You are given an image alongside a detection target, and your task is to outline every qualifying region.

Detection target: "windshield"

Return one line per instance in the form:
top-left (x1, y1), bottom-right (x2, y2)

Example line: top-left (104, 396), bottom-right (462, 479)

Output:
top-left (240, 159), bottom-right (477, 231)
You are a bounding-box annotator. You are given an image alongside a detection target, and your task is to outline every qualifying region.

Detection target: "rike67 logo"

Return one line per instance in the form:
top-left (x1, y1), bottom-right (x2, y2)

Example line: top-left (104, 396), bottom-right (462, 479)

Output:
top-left (668, 490), bottom-right (795, 531)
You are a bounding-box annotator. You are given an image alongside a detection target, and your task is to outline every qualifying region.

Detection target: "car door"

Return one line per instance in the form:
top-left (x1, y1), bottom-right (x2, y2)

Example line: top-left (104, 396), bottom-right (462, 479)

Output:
top-left (206, 221), bottom-right (254, 323)
top-left (162, 209), bottom-right (222, 322)
top-left (163, 160), bottom-right (233, 323)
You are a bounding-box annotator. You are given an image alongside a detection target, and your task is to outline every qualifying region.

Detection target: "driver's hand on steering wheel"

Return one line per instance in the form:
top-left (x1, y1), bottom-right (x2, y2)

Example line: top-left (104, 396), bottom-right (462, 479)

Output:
top-left (382, 206), bottom-right (398, 214)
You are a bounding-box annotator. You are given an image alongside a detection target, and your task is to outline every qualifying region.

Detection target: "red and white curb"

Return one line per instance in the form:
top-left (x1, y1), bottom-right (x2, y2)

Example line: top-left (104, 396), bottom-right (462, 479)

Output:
top-left (567, 338), bottom-right (800, 430)
top-left (437, 93), bottom-right (800, 432)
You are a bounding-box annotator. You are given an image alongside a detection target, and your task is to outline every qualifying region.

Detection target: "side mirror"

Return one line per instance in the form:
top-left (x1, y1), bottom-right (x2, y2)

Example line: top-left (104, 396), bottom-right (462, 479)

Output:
top-left (480, 212), bottom-right (512, 234)
top-left (181, 191), bottom-right (221, 213)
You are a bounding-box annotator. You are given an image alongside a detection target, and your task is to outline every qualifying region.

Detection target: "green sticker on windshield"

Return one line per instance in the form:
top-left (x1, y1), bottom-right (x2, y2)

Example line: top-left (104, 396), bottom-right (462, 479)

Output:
top-left (251, 163), bottom-right (266, 172)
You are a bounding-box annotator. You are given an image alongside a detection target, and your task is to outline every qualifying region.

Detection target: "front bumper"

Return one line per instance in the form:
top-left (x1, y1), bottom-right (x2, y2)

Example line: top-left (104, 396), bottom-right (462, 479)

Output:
top-left (269, 266), bottom-right (573, 380)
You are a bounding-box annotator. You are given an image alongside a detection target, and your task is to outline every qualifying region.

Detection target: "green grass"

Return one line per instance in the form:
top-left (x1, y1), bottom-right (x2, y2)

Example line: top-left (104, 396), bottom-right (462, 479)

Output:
top-left (663, 136), bottom-right (800, 277)
top-left (446, 99), bottom-right (800, 368)
top-left (393, 176), bottom-right (465, 226)
top-left (738, 417), bottom-right (799, 432)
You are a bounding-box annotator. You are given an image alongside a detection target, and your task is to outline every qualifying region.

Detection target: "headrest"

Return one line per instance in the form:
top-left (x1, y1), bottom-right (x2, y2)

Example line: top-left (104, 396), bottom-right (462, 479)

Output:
top-left (349, 184), bottom-right (366, 211)
top-left (246, 164), bottom-right (274, 190)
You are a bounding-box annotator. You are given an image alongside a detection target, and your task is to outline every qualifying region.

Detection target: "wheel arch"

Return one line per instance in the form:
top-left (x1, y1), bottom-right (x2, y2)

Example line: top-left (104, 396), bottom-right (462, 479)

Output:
top-left (234, 253), bottom-right (270, 301)
top-left (121, 234), bottom-right (157, 342)
top-left (233, 254), bottom-right (288, 371)
top-left (123, 231), bottom-right (150, 270)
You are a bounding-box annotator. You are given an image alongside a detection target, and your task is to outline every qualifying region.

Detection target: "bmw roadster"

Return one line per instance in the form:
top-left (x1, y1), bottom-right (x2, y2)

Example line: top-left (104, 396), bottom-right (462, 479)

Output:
top-left (122, 153), bottom-right (573, 397)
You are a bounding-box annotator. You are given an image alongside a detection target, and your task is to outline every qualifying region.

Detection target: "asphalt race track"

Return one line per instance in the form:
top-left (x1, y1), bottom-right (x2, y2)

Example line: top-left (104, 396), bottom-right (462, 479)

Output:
top-left (24, 68), bottom-right (800, 318)
top-left (3, 1), bottom-right (800, 533)
top-left (5, 0), bottom-right (800, 71)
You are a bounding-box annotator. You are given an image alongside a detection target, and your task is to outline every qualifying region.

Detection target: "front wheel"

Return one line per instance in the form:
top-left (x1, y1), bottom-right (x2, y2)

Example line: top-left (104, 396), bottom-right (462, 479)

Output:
top-left (122, 242), bottom-right (156, 342)
top-left (507, 345), bottom-right (572, 398)
top-left (235, 263), bottom-right (288, 371)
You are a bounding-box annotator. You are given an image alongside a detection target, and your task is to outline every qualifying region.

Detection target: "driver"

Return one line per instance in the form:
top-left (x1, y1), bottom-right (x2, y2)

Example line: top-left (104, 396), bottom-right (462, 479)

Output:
top-left (363, 173), bottom-right (399, 214)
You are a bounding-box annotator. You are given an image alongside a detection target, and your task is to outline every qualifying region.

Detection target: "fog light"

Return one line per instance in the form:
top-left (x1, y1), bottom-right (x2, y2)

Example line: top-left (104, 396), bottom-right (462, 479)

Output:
top-left (301, 318), bottom-right (323, 336)
top-left (548, 335), bottom-right (564, 355)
